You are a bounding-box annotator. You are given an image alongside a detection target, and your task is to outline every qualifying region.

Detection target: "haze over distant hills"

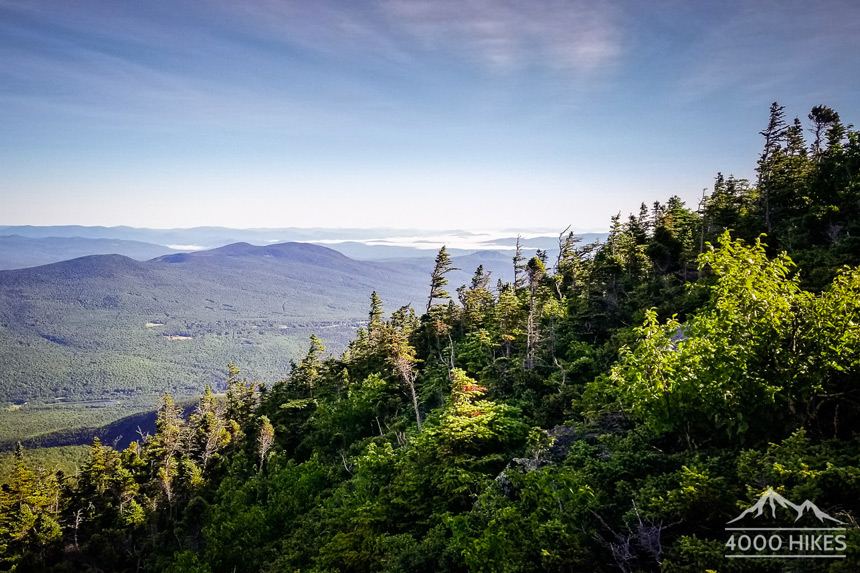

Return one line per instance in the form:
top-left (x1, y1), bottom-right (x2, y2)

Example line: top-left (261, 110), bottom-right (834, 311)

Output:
top-left (0, 235), bottom-right (184, 270)
top-left (1, 225), bottom-right (472, 249)
top-left (0, 226), bottom-right (606, 269)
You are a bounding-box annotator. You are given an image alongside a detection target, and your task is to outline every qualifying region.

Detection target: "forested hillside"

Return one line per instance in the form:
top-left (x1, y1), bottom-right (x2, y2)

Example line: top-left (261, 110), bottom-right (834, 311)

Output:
top-left (0, 242), bottom-right (515, 451)
top-left (2, 103), bottom-right (860, 572)
top-left (0, 242), bottom-right (518, 405)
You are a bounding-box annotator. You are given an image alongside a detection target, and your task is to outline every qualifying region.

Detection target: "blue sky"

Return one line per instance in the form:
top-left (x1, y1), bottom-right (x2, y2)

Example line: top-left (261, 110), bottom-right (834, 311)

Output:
top-left (1, 0), bottom-right (858, 231)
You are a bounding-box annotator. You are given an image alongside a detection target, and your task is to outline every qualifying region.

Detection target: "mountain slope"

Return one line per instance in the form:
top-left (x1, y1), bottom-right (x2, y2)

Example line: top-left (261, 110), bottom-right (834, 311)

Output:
top-left (0, 242), bottom-right (513, 406)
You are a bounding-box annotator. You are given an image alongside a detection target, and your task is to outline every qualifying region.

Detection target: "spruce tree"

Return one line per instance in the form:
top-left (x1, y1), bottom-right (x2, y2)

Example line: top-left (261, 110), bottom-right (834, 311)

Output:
top-left (426, 246), bottom-right (459, 312)
top-left (368, 291), bottom-right (384, 332)
top-left (292, 334), bottom-right (326, 397)
top-left (758, 102), bottom-right (788, 233)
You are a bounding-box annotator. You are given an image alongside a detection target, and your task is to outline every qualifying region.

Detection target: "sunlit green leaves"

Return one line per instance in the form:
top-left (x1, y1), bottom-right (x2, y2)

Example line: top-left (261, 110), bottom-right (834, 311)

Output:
top-left (608, 232), bottom-right (860, 444)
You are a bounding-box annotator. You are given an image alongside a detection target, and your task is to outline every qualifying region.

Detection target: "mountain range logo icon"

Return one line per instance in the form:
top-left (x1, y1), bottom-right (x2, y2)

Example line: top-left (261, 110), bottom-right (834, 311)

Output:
top-left (727, 488), bottom-right (843, 525)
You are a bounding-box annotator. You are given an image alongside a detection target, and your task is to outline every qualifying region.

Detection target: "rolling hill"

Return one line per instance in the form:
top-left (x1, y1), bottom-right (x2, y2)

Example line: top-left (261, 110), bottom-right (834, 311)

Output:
top-left (0, 242), bottom-right (513, 406)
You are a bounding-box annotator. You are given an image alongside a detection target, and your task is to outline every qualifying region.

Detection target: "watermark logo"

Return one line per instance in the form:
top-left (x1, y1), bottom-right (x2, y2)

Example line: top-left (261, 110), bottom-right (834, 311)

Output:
top-left (725, 488), bottom-right (846, 559)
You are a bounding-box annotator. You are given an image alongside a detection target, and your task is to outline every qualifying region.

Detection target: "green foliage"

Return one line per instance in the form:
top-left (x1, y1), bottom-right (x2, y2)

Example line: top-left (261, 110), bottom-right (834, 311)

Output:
top-left (0, 445), bottom-right (63, 563)
top-left (4, 102), bottom-right (860, 572)
top-left (202, 455), bottom-right (334, 571)
top-left (606, 232), bottom-right (860, 446)
top-left (426, 369), bottom-right (527, 457)
top-left (369, 290), bottom-right (384, 331)
top-left (0, 446), bottom-right (88, 484)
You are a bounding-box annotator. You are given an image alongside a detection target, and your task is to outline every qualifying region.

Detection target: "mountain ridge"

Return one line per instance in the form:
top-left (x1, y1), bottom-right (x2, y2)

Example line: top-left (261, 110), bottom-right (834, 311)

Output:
top-left (0, 235), bottom-right (183, 270)
top-left (0, 225), bottom-right (607, 266)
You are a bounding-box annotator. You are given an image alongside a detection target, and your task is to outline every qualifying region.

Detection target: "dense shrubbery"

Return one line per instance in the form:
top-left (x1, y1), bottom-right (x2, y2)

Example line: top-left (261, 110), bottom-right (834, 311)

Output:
top-left (3, 103), bottom-right (860, 571)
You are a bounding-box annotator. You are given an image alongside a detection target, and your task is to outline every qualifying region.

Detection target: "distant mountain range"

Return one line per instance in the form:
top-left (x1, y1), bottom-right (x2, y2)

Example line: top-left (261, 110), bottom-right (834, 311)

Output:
top-left (0, 235), bottom-right (184, 270)
top-left (0, 241), bottom-right (514, 405)
top-left (0, 226), bottom-right (606, 268)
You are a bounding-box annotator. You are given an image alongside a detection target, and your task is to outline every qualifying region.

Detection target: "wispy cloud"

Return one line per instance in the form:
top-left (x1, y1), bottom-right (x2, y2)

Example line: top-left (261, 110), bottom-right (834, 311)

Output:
top-left (212, 0), bottom-right (624, 74)
top-left (0, 1), bottom-right (401, 132)
top-left (379, 0), bottom-right (623, 72)
top-left (0, 0), bottom-right (627, 137)
top-left (674, 0), bottom-right (860, 101)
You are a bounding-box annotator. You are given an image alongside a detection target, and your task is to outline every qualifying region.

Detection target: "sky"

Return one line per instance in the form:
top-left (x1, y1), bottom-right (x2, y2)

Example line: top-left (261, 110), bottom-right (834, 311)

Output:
top-left (1, 0), bottom-right (859, 232)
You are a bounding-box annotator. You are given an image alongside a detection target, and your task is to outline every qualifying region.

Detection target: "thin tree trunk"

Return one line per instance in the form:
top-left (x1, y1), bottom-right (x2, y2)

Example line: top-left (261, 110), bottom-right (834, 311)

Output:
top-left (407, 376), bottom-right (422, 432)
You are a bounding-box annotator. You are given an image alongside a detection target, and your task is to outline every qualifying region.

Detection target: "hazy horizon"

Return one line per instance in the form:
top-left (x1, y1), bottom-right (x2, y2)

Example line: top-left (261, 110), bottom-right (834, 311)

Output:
top-left (0, 225), bottom-right (609, 260)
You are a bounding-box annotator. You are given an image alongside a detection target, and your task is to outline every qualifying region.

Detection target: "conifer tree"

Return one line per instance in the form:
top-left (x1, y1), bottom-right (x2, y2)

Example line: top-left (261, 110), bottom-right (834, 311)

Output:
top-left (0, 444), bottom-right (62, 567)
top-left (470, 264), bottom-right (490, 290)
top-left (525, 256), bottom-right (546, 370)
top-left (786, 117), bottom-right (807, 157)
top-left (458, 266), bottom-right (495, 329)
top-left (758, 102), bottom-right (788, 233)
top-left (496, 281), bottom-right (522, 358)
top-left (189, 386), bottom-right (236, 469)
top-left (224, 363), bottom-right (260, 446)
top-left (426, 246), bottom-right (459, 312)
top-left (389, 304), bottom-right (419, 335)
top-left (368, 291), bottom-right (384, 332)
top-left (290, 334), bottom-right (326, 397)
